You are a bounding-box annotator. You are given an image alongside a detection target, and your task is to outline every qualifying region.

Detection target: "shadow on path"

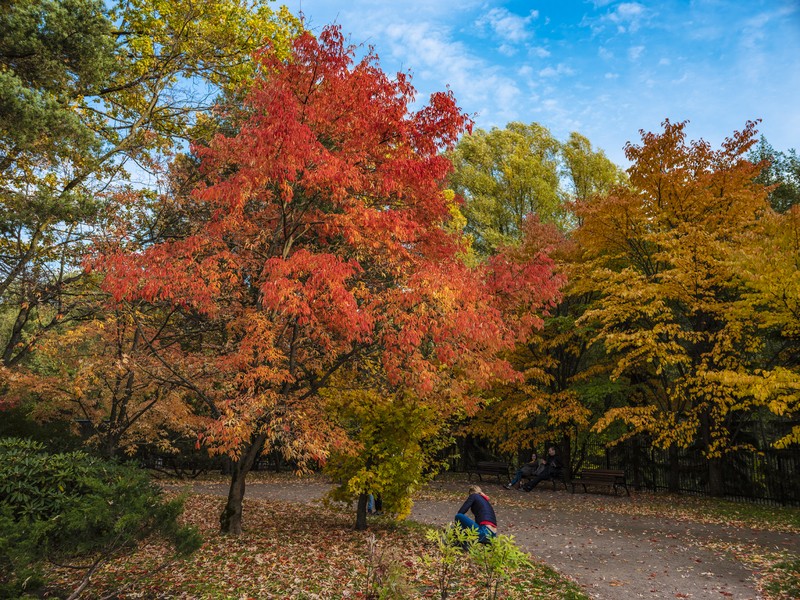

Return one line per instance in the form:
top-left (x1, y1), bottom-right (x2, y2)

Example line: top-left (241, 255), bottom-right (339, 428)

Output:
top-left (183, 480), bottom-right (798, 600)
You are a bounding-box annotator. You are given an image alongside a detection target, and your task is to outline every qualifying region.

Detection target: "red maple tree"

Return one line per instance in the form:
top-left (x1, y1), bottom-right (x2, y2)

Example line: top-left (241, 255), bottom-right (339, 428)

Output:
top-left (98, 27), bottom-right (560, 533)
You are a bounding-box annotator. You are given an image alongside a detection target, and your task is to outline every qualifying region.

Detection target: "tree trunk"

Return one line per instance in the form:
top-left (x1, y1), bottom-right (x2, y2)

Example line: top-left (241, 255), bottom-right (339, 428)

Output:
top-left (700, 409), bottom-right (725, 496)
top-left (560, 435), bottom-right (572, 481)
top-left (355, 492), bottom-right (369, 531)
top-left (707, 457), bottom-right (725, 497)
top-left (220, 433), bottom-right (267, 535)
top-left (667, 444), bottom-right (680, 493)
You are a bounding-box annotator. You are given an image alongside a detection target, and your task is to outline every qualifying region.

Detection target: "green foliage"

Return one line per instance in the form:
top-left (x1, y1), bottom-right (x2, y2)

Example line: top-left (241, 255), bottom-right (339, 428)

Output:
top-left (0, 438), bottom-right (200, 598)
top-left (0, 0), bottom-right (113, 162)
top-left (561, 132), bottom-right (627, 203)
top-left (448, 122), bottom-right (565, 255)
top-left (425, 524), bottom-right (531, 600)
top-left (324, 384), bottom-right (453, 522)
top-left (749, 136), bottom-right (800, 213)
top-left (469, 534), bottom-right (531, 600)
top-left (424, 523), bottom-right (479, 599)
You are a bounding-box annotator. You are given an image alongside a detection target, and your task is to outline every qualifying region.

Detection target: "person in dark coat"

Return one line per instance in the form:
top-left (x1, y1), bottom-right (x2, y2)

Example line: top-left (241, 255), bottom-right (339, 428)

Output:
top-left (522, 446), bottom-right (562, 491)
top-left (454, 485), bottom-right (497, 543)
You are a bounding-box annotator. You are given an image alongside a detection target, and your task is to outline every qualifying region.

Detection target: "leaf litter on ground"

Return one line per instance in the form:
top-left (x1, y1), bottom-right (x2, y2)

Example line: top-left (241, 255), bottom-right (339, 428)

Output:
top-left (46, 491), bottom-right (587, 599)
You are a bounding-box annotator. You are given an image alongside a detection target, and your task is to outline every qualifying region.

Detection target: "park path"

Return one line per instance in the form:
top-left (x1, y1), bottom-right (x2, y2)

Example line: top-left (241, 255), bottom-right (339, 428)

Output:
top-left (185, 480), bottom-right (799, 600)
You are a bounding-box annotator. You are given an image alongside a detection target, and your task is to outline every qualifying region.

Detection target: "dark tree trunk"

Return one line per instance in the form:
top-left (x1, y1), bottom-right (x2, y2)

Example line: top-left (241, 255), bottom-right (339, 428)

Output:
top-left (220, 433), bottom-right (267, 535)
top-left (355, 493), bottom-right (369, 531)
top-left (561, 435), bottom-right (572, 481)
top-left (707, 457), bottom-right (725, 496)
top-left (700, 409), bottom-right (725, 496)
top-left (667, 445), bottom-right (680, 492)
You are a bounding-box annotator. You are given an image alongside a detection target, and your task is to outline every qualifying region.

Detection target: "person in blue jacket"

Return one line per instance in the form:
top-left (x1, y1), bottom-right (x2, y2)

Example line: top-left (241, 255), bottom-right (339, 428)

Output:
top-left (454, 485), bottom-right (497, 543)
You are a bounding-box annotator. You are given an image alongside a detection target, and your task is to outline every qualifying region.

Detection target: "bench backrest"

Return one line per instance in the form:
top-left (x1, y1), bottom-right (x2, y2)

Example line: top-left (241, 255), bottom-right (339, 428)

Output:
top-left (580, 468), bottom-right (625, 477)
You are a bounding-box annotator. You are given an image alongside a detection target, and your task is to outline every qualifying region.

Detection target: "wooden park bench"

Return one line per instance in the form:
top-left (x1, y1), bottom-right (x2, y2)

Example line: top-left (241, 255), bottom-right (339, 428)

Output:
top-left (519, 469), bottom-right (569, 491)
top-left (571, 468), bottom-right (629, 496)
top-left (467, 461), bottom-right (510, 482)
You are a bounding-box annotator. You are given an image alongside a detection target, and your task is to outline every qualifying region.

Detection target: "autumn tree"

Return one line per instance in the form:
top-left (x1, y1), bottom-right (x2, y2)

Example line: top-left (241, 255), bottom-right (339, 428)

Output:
top-left (19, 304), bottom-right (204, 458)
top-left (725, 206), bottom-right (800, 448)
top-left (574, 120), bottom-right (772, 493)
top-left (98, 27), bottom-right (560, 534)
top-left (0, 0), bottom-right (300, 371)
top-left (462, 217), bottom-right (625, 474)
top-left (448, 122), bottom-right (565, 255)
top-left (452, 127), bottom-right (624, 469)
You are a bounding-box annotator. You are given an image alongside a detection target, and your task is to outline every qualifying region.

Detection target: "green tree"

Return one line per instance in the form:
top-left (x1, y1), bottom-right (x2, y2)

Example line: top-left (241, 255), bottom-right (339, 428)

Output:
top-left (561, 132), bottom-right (626, 204)
top-left (324, 372), bottom-right (452, 530)
top-left (748, 136), bottom-right (800, 213)
top-left (448, 122), bottom-right (564, 255)
top-left (0, 438), bottom-right (200, 599)
top-left (0, 0), bottom-right (300, 368)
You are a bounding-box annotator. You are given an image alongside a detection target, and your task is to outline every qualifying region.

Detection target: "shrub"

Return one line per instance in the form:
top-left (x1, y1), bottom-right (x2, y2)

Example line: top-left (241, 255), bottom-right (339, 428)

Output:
top-left (0, 437), bottom-right (200, 598)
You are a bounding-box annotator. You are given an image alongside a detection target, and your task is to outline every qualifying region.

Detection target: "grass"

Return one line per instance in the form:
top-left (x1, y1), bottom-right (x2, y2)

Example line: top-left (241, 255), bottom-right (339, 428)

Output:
top-left (763, 558), bottom-right (800, 600)
top-left (46, 492), bottom-right (588, 599)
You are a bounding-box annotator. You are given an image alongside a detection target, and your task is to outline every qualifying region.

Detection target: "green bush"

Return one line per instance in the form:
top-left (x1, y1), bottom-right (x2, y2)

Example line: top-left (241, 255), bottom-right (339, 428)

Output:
top-left (0, 437), bottom-right (201, 598)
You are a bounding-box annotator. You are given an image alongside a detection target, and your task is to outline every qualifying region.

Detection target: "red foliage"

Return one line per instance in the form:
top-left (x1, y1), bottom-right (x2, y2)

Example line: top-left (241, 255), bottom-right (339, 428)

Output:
top-left (96, 26), bottom-right (559, 460)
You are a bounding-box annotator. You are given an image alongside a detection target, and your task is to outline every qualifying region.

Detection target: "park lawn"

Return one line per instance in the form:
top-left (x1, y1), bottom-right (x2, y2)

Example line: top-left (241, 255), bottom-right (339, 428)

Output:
top-left (46, 492), bottom-right (588, 599)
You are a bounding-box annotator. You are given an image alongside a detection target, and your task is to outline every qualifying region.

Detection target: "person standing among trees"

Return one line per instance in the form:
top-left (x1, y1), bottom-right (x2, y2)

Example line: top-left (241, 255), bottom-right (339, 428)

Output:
top-left (455, 485), bottom-right (497, 543)
top-left (522, 446), bottom-right (562, 491)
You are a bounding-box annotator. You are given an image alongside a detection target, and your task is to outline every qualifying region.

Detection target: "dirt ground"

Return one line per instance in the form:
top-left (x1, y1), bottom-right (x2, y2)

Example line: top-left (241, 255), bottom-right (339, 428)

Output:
top-left (184, 478), bottom-right (799, 600)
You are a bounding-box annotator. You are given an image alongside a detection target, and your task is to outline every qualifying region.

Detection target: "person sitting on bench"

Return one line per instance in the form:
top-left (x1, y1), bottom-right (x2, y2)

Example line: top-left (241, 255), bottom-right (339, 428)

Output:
top-left (504, 452), bottom-right (541, 489)
top-left (522, 446), bottom-right (561, 491)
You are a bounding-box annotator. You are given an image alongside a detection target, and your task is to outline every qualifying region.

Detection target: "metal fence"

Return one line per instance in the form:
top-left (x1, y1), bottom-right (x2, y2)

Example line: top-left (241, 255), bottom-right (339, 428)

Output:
top-left (582, 439), bottom-right (800, 506)
top-left (445, 435), bottom-right (800, 505)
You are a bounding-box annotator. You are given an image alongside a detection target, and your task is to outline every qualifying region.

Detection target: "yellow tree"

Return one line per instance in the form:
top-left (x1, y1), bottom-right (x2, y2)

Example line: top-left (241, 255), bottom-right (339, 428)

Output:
top-left (575, 120), bottom-right (771, 493)
top-left (722, 206), bottom-right (800, 448)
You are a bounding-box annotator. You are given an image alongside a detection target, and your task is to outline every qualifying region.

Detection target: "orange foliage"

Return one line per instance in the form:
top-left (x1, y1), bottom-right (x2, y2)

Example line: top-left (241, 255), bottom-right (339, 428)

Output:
top-left (95, 28), bottom-right (561, 475)
top-left (575, 119), bottom-right (773, 457)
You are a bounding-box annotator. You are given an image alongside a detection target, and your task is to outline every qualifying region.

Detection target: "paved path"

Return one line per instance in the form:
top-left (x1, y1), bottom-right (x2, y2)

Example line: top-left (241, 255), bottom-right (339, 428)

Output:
top-left (184, 480), bottom-right (799, 600)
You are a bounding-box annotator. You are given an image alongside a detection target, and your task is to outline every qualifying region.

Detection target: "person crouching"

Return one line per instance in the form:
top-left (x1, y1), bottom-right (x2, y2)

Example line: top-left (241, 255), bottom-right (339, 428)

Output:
top-left (455, 485), bottom-right (497, 544)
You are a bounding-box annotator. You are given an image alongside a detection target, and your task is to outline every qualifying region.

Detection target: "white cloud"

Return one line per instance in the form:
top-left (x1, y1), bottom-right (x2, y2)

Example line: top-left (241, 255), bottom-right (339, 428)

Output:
top-left (498, 43), bottom-right (516, 57)
top-left (607, 2), bottom-right (646, 33)
top-left (517, 65), bottom-right (534, 78)
top-left (530, 46), bottom-right (551, 58)
top-left (628, 45), bottom-right (645, 60)
top-left (605, 72), bottom-right (619, 79)
top-left (659, 57), bottom-right (671, 66)
top-left (598, 47), bottom-right (614, 60)
top-left (377, 20), bottom-right (524, 123)
top-left (538, 64), bottom-right (575, 78)
top-left (476, 7), bottom-right (539, 43)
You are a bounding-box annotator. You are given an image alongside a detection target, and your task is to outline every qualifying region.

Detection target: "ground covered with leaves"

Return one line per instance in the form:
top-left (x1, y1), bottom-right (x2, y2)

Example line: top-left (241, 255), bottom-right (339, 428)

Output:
top-left (46, 492), bottom-right (587, 599)
top-left (418, 474), bottom-right (800, 600)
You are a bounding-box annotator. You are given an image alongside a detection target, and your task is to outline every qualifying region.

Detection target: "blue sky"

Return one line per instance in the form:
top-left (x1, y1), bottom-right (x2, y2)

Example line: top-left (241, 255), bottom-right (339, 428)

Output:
top-left (282, 0), bottom-right (800, 166)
